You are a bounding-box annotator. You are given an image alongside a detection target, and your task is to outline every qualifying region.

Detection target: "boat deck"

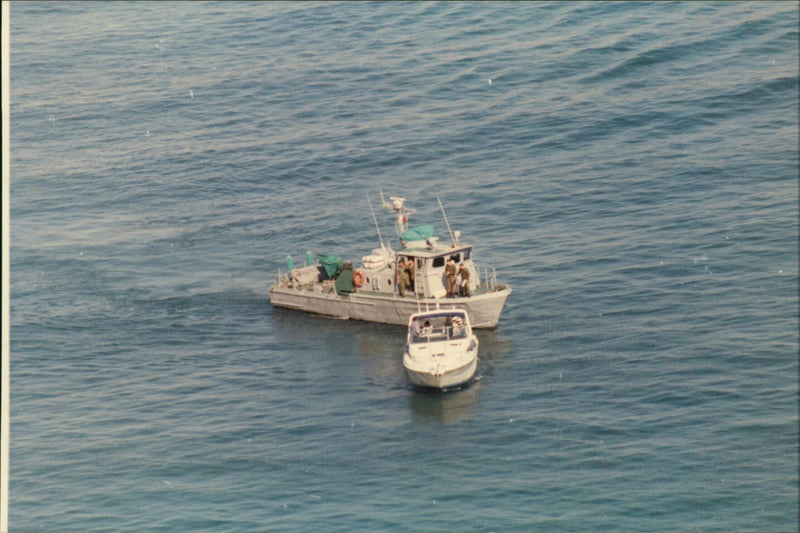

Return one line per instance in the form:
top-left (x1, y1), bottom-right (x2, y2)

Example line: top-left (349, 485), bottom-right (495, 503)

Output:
top-left (356, 284), bottom-right (504, 299)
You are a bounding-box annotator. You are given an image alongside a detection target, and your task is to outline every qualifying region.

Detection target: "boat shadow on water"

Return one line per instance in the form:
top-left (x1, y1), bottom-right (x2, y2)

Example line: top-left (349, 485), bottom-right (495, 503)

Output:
top-left (269, 306), bottom-right (408, 380)
top-left (407, 381), bottom-right (482, 425)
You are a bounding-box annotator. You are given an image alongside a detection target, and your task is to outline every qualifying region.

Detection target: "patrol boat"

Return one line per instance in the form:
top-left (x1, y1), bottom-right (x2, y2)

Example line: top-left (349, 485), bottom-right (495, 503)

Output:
top-left (268, 193), bottom-right (511, 329)
top-left (403, 309), bottom-right (479, 389)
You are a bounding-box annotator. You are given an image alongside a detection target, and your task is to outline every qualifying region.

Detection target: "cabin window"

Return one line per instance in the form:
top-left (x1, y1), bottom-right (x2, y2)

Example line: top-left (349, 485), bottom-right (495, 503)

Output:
top-left (450, 253), bottom-right (460, 263)
top-left (463, 250), bottom-right (471, 260)
top-left (432, 257), bottom-right (445, 268)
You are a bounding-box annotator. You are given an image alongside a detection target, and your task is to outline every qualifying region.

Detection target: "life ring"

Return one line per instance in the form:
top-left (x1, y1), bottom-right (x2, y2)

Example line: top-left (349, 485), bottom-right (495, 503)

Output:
top-left (353, 270), bottom-right (365, 288)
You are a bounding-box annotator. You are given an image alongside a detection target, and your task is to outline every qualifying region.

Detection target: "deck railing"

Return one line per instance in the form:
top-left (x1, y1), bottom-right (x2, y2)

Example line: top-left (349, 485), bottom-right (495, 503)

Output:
top-left (476, 265), bottom-right (499, 290)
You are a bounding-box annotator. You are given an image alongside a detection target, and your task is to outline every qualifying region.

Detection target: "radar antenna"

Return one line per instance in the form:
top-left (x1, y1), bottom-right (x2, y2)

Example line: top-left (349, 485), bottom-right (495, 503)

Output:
top-left (380, 190), bottom-right (416, 236)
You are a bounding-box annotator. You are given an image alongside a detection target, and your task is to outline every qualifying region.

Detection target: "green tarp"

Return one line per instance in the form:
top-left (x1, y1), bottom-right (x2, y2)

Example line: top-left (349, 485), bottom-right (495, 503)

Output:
top-left (317, 254), bottom-right (343, 278)
top-left (400, 225), bottom-right (435, 242)
top-left (335, 268), bottom-right (355, 295)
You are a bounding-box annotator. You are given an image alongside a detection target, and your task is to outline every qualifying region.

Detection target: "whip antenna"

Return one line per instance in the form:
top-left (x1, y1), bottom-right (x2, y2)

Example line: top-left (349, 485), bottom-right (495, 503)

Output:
top-left (367, 193), bottom-right (386, 251)
top-left (438, 197), bottom-right (457, 245)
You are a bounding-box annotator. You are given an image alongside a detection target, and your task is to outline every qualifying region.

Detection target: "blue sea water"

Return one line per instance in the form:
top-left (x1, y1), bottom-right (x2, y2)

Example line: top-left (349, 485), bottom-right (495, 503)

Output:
top-left (8, 1), bottom-right (799, 531)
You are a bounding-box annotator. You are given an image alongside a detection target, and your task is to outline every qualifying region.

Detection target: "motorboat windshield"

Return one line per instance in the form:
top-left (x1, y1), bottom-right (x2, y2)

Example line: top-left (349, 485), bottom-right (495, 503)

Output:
top-left (409, 312), bottom-right (469, 343)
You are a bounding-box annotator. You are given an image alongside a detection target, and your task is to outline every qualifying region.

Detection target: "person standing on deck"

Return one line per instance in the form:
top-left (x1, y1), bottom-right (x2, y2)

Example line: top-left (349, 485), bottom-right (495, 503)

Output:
top-left (406, 259), bottom-right (415, 293)
top-left (397, 258), bottom-right (410, 297)
top-left (458, 263), bottom-right (470, 297)
top-left (445, 258), bottom-right (457, 297)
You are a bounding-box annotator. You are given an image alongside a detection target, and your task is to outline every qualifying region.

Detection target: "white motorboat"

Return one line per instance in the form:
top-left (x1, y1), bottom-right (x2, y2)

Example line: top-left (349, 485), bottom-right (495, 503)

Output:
top-left (268, 192), bottom-right (511, 329)
top-left (403, 309), bottom-right (479, 389)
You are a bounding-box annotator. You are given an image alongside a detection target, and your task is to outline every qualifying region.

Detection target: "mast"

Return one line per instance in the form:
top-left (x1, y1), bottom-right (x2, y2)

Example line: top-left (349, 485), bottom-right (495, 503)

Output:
top-left (380, 190), bottom-right (416, 237)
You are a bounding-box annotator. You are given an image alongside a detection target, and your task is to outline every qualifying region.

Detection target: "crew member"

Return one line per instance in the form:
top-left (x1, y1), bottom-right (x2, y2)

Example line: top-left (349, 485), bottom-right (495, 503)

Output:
top-left (445, 258), bottom-right (457, 297)
top-left (458, 263), bottom-right (470, 297)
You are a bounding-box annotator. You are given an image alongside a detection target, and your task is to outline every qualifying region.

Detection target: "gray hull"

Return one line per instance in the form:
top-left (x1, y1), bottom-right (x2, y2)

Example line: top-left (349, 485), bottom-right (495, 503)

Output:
top-left (268, 286), bottom-right (511, 329)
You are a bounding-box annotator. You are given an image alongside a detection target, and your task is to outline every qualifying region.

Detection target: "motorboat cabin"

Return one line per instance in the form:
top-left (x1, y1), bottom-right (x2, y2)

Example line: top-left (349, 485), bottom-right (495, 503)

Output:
top-left (403, 309), bottom-right (479, 389)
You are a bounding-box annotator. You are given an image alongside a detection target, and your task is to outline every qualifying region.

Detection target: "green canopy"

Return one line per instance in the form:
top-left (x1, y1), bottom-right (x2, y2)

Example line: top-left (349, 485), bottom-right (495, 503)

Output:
top-left (400, 225), bottom-right (435, 242)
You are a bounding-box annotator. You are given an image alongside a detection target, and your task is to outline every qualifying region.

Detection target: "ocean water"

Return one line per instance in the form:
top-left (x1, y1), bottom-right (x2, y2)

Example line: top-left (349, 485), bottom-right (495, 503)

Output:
top-left (8, 1), bottom-right (798, 531)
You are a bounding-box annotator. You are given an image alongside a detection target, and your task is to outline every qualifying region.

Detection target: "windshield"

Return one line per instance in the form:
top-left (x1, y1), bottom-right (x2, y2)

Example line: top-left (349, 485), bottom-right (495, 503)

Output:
top-left (409, 314), bottom-right (467, 343)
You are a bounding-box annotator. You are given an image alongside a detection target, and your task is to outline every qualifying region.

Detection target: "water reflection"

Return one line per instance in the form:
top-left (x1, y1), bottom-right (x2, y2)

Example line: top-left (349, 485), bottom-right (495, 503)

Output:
top-left (407, 380), bottom-right (482, 424)
top-left (474, 328), bottom-right (514, 377)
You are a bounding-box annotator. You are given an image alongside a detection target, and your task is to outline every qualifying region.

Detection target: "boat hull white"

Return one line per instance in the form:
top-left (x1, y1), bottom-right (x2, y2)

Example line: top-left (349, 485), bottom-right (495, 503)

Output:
top-left (268, 285), bottom-right (511, 329)
top-left (404, 355), bottom-right (478, 389)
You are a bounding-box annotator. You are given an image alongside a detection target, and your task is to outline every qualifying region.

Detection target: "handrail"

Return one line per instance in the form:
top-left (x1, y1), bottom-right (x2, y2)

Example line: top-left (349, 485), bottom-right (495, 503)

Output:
top-left (475, 264), bottom-right (497, 290)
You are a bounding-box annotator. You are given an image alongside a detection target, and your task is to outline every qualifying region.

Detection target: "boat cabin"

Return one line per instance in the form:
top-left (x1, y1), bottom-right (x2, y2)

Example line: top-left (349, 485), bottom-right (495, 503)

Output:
top-left (352, 216), bottom-right (482, 298)
top-left (395, 242), bottom-right (475, 299)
